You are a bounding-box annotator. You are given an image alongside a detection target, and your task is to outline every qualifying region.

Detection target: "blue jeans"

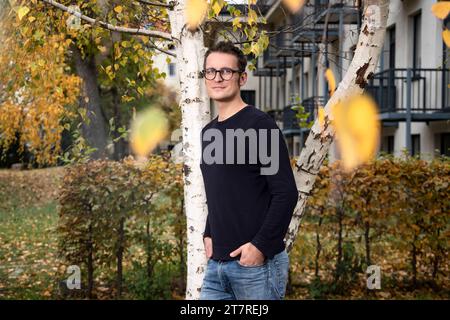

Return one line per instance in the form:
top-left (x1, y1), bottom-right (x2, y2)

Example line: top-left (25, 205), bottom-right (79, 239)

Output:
top-left (199, 249), bottom-right (289, 300)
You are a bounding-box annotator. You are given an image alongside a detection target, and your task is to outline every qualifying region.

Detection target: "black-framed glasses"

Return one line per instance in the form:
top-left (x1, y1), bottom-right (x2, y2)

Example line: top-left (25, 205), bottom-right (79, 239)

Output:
top-left (202, 67), bottom-right (243, 81)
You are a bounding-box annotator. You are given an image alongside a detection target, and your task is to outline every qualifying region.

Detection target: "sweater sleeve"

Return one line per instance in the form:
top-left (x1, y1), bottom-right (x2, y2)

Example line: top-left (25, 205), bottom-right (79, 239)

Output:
top-left (203, 213), bottom-right (211, 239)
top-left (250, 115), bottom-right (299, 259)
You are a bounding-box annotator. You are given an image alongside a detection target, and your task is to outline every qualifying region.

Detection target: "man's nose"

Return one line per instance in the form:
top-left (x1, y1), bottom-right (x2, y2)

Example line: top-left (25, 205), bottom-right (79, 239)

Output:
top-left (214, 74), bottom-right (224, 82)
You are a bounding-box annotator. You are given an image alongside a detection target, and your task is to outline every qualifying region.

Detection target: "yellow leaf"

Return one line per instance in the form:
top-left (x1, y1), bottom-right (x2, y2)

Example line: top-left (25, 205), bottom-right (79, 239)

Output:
top-left (443, 29), bottom-right (450, 48)
top-left (28, 16), bottom-right (36, 23)
top-left (114, 5), bottom-right (123, 13)
top-left (185, 0), bottom-right (208, 31)
top-left (318, 106), bottom-right (325, 130)
top-left (325, 68), bottom-right (336, 96)
top-left (98, 46), bottom-right (108, 54)
top-left (18, 6), bottom-right (30, 21)
top-left (130, 108), bottom-right (169, 157)
top-left (282, 0), bottom-right (306, 14)
top-left (232, 17), bottom-right (242, 29)
top-left (212, 0), bottom-right (223, 16)
top-left (431, 2), bottom-right (450, 20)
top-left (248, 9), bottom-right (258, 26)
top-left (250, 42), bottom-right (261, 56)
top-left (331, 95), bottom-right (380, 172)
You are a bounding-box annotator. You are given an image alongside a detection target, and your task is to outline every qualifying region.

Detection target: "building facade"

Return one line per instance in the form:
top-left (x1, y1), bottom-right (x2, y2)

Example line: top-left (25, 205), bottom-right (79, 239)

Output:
top-left (154, 0), bottom-right (450, 160)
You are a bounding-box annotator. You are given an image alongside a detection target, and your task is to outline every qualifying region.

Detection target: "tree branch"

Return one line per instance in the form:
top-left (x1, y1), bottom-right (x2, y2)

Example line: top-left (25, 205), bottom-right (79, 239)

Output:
top-left (137, 0), bottom-right (175, 9)
top-left (147, 43), bottom-right (176, 57)
top-left (40, 0), bottom-right (173, 42)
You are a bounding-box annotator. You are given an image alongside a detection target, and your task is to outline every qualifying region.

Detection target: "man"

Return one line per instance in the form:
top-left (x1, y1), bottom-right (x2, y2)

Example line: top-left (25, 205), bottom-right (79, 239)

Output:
top-left (199, 41), bottom-right (299, 300)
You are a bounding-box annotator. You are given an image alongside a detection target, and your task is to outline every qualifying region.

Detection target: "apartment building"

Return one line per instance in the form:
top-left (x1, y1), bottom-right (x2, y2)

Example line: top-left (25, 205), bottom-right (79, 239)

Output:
top-left (155, 0), bottom-right (450, 159)
top-left (255, 0), bottom-right (450, 159)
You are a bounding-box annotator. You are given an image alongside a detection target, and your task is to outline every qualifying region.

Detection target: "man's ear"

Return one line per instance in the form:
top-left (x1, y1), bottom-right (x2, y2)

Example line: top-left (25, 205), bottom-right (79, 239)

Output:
top-left (239, 72), bottom-right (247, 86)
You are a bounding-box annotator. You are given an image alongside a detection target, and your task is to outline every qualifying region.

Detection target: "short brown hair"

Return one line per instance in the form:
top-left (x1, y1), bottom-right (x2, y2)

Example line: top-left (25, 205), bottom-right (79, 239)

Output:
top-left (203, 41), bottom-right (247, 72)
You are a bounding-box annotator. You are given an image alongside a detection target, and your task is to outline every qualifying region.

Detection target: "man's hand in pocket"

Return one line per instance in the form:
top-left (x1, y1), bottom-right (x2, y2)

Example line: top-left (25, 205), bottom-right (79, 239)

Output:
top-left (204, 237), bottom-right (213, 259)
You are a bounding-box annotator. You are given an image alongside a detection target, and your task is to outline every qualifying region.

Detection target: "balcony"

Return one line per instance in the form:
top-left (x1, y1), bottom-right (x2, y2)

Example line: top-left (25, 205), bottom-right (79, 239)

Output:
top-left (289, 1), bottom-right (360, 45)
top-left (281, 96), bottom-right (325, 134)
top-left (313, 0), bottom-right (361, 24)
top-left (291, 4), bottom-right (340, 44)
top-left (274, 28), bottom-right (302, 58)
top-left (366, 68), bottom-right (450, 122)
top-left (302, 96), bottom-right (326, 123)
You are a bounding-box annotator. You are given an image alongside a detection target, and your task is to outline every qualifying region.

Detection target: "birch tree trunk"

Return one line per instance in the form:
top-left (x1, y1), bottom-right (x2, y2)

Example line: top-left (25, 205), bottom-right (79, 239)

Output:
top-left (166, 0), bottom-right (211, 300)
top-left (285, 0), bottom-right (389, 252)
top-left (168, 0), bottom-right (389, 299)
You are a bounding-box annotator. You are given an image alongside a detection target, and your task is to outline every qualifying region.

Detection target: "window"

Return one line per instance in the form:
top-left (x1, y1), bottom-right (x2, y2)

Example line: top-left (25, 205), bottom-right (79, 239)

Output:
top-left (168, 63), bottom-right (176, 76)
top-left (294, 140), bottom-right (300, 156)
top-left (388, 26), bottom-right (396, 69)
top-left (288, 80), bottom-right (293, 99)
top-left (387, 135), bottom-right (394, 154)
top-left (412, 134), bottom-right (420, 156)
top-left (304, 72), bottom-right (309, 98)
top-left (241, 90), bottom-right (256, 107)
top-left (383, 135), bottom-right (394, 154)
top-left (441, 133), bottom-right (450, 156)
top-left (412, 12), bottom-right (422, 69)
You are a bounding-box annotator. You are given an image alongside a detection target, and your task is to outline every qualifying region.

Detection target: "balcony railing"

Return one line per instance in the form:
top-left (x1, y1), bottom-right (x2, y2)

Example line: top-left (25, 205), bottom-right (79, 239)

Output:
top-left (282, 96), bottom-right (325, 132)
top-left (302, 96), bottom-right (326, 123)
top-left (366, 68), bottom-right (450, 114)
top-left (267, 109), bottom-right (283, 121)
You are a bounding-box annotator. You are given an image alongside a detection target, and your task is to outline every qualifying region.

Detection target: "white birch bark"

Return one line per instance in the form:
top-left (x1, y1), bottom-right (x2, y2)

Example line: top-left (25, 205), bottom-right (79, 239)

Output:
top-left (285, 0), bottom-right (390, 252)
top-left (166, 0), bottom-right (211, 300)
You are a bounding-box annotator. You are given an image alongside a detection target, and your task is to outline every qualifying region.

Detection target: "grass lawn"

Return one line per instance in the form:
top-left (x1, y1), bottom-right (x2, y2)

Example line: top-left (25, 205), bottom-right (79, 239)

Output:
top-left (0, 167), bottom-right (64, 299)
top-left (0, 201), bottom-right (61, 299)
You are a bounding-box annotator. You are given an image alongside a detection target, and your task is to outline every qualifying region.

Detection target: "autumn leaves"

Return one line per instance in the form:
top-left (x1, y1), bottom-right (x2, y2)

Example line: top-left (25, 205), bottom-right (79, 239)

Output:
top-left (432, 2), bottom-right (450, 48)
top-left (184, 0), bottom-right (308, 31)
top-left (316, 68), bottom-right (381, 172)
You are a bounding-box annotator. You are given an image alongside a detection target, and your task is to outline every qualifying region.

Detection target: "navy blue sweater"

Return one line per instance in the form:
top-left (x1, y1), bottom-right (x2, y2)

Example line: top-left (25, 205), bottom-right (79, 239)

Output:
top-left (200, 105), bottom-right (299, 261)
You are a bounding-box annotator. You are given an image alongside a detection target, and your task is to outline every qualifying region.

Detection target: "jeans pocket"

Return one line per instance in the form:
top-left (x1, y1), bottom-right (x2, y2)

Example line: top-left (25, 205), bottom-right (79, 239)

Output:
top-left (236, 260), bottom-right (268, 268)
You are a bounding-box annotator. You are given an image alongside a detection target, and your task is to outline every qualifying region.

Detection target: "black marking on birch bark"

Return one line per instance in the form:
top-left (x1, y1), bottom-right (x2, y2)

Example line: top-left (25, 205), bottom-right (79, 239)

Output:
top-left (367, 72), bottom-right (374, 80)
top-left (318, 152), bottom-right (327, 166)
top-left (362, 25), bottom-right (369, 36)
top-left (355, 59), bottom-right (372, 89)
top-left (296, 164), bottom-right (319, 176)
top-left (189, 226), bottom-right (194, 232)
top-left (307, 149), bottom-right (316, 165)
top-left (183, 164), bottom-right (191, 177)
top-left (197, 266), bottom-right (204, 273)
top-left (298, 189), bottom-right (312, 197)
top-left (184, 97), bottom-right (202, 104)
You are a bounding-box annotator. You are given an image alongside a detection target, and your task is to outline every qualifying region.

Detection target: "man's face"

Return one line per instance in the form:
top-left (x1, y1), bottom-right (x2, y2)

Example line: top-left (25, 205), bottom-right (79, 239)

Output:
top-left (204, 52), bottom-right (247, 102)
